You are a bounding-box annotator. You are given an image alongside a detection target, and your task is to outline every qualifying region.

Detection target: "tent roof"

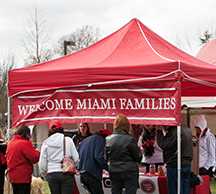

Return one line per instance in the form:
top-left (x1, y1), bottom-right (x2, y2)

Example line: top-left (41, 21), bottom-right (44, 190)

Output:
top-left (196, 38), bottom-right (216, 65)
top-left (8, 18), bottom-right (216, 97)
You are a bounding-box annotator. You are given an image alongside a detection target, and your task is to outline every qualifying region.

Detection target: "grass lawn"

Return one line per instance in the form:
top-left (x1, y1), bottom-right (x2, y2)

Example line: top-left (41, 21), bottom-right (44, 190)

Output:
top-left (211, 180), bottom-right (216, 194)
top-left (43, 182), bottom-right (50, 194)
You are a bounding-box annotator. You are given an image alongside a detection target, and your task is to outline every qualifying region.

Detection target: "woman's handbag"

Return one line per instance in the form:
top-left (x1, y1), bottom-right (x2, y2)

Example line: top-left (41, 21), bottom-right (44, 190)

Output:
top-left (61, 136), bottom-right (78, 175)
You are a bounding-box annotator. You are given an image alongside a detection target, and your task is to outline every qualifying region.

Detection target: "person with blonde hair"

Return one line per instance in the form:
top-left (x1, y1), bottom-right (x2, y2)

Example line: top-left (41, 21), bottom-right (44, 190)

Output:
top-left (105, 115), bottom-right (142, 194)
top-left (0, 128), bottom-right (5, 142)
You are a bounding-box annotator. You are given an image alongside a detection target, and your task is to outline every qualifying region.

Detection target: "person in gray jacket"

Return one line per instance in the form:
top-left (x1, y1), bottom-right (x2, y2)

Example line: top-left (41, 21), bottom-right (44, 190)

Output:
top-left (156, 124), bottom-right (193, 194)
top-left (105, 115), bottom-right (142, 194)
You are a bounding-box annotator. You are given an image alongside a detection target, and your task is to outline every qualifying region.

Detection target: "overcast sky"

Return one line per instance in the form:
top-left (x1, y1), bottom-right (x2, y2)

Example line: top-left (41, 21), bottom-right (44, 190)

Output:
top-left (1, 0), bottom-right (216, 67)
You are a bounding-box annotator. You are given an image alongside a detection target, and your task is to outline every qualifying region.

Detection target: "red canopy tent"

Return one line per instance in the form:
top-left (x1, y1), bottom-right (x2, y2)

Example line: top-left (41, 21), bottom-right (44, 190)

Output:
top-left (196, 38), bottom-right (216, 65)
top-left (191, 38), bottom-right (216, 108)
top-left (7, 18), bottom-right (216, 194)
top-left (8, 18), bottom-right (216, 128)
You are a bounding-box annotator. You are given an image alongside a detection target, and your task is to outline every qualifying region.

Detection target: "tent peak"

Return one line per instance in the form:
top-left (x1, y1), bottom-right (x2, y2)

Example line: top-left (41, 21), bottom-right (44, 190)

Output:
top-left (8, 18), bottom-right (216, 97)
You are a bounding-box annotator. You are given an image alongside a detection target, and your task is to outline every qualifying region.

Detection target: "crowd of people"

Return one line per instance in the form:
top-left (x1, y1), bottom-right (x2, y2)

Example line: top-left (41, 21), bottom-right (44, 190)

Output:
top-left (0, 113), bottom-right (215, 194)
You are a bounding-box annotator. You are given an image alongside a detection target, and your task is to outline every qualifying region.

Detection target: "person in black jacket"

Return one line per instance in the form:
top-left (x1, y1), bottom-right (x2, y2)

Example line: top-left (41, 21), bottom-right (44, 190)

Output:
top-left (105, 115), bottom-right (142, 194)
top-left (156, 124), bottom-right (193, 194)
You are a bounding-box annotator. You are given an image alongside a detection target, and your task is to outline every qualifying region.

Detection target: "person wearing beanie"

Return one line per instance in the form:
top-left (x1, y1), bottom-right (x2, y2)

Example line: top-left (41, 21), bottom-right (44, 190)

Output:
top-left (194, 114), bottom-right (207, 139)
top-left (77, 129), bottom-right (112, 194)
top-left (39, 120), bottom-right (79, 194)
top-left (194, 115), bottom-right (215, 194)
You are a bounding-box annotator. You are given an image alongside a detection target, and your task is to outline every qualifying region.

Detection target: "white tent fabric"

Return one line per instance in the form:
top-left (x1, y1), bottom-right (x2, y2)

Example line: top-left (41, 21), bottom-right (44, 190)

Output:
top-left (181, 97), bottom-right (216, 107)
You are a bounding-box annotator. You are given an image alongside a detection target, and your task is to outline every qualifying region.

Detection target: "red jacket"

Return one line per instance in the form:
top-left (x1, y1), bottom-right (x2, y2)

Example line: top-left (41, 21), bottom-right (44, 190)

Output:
top-left (6, 135), bottom-right (40, 183)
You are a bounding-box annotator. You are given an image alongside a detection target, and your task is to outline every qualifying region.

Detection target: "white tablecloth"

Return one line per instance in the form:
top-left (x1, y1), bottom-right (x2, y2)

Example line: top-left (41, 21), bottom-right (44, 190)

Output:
top-left (74, 173), bottom-right (160, 194)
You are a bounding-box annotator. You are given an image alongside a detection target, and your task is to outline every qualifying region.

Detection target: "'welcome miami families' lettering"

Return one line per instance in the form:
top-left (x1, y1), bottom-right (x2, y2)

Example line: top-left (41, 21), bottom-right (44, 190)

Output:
top-left (17, 97), bottom-right (176, 116)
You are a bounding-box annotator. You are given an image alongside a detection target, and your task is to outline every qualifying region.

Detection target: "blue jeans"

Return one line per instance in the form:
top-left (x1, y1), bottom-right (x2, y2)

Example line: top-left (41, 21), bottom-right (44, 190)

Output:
top-left (166, 166), bottom-right (191, 194)
top-left (110, 177), bottom-right (138, 194)
top-left (80, 172), bottom-right (104, 194)
top-left (47, 172), bottom-right (74, 194)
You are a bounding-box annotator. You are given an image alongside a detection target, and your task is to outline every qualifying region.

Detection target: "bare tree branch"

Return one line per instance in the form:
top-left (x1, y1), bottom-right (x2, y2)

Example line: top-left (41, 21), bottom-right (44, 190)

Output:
top-left (0, 51), bottom-right (16, 134)
top-left (54, 25), bottom-right (102, 57)
top-left (22, 4), bottom-right (53, 66)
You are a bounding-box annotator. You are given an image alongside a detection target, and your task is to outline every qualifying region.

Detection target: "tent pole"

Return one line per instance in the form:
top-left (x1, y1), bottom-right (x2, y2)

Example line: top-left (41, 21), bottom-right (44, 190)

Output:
top-left (104, 123), bottom-right (107, 129)
top-left (7, 97), bottom-right (11, 194)
top-left (7, 97), bottom-right (10, 141)
top-left (177, 125), bottom-right (181, 194)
